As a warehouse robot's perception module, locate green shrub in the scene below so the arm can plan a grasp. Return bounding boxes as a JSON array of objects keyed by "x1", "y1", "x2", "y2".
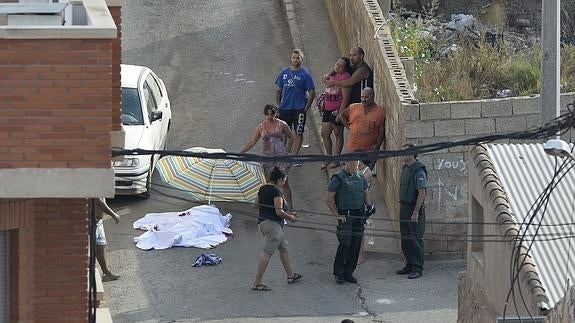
[
  {"x1": 561, "y1": 45, "x2": 575, "y2": 92},
  {"x1": 504, "y1": 52, "x2": 540, "y2": 96},
  {"x1": 389, "y1": 16, "x2": 434, "y2": 79}
]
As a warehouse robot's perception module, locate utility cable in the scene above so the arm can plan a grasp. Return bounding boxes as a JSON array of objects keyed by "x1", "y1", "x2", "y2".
[
  {"x1": 111, "y1": 110, "x2": 575, "y2": 162},
  {"x1": 117, "y1": 174, "x2": 575, "y2": 230}
]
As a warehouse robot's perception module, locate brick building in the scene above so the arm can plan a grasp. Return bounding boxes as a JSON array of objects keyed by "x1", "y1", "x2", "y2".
[{"x1": 0, "y1": 0, "x2": 123, "y2": 321}]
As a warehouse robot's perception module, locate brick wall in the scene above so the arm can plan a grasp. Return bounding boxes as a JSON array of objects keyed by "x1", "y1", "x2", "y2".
[
  {"x1": 109, "y1": 5, "x2": 122, "y2": 133},
  {"x1": 29, "y1": 199, "x2": 89, "y2": 323},
  {"x1": 1, "y1": 199, "x2": 33, "y2": 322},
  {"x1": 1, "y1": 198, "x2": 90, "y2": 322},
  {"x1": 0, "y1": 39, "x2": 113, "y2": 169},
  {"x1": 0, "y1": 1, "x2": 118, "y2": 321}
]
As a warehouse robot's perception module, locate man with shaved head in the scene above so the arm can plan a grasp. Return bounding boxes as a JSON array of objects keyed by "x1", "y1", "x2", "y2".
[
  {"x1": 338, "y1": 87, "x2": 385, "y2": 170},
  {"x1": 325, "y1": 46, "x2": 373, "y2": 104}
]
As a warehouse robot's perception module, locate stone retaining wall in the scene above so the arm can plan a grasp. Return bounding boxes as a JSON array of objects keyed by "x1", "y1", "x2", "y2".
[{"x1": 324, "y1": 0, "x2": 575, "y2": 256}]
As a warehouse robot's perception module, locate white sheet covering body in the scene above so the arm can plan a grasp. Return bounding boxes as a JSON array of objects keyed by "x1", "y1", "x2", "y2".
[{"x1": 133, "y1": 205, "x2": 233, "y2": 250}]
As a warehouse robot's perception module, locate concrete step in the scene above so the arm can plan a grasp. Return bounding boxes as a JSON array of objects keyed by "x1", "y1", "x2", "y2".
[
  {"x1": 96, "y1": 308, "x2": 113, "y2": 323},
  {"x1": 87, "y1": 266, "x2": 104, "y2": 307}
]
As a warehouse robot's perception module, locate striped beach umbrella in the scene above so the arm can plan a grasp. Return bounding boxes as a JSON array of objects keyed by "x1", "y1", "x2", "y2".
[{"x1": 155, "y1": 147, "x2": 266, "y2": 204}]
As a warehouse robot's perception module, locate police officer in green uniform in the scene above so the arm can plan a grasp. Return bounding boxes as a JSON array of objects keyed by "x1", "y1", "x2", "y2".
[
  {"x1": 326, "y1": 160, "x2": 372, "y2": 284},
  {"x1": 396, "y1": 144, "x2": 428, "y2": 279}
]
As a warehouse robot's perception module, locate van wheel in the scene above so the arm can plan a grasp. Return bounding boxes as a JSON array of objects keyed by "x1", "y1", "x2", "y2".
[{"x1": 139, "y1": 190, "x2": 150, "y2": 199}]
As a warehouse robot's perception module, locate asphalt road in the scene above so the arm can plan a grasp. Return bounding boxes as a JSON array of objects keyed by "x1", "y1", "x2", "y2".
[
  {"x1": 121, "y1": 0, "x2": 291, "y2": 151},
  {"x1": 106, "y1": 0, "x2": 367, "y2": 321},
  {"x1": 105, "y1": 1, "x2": 462, "y2": 322}
]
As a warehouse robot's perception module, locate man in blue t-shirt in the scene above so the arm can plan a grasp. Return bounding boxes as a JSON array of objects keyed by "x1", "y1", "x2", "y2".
[{"x1": 275, "y1": 49, "x2": 316, "y2": 164}]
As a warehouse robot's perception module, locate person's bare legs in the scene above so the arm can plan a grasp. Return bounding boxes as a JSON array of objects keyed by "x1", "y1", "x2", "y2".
[
  {"x1": 96, "y1": 245, "x2": 112, "y2": 275},
  {"x1": 293, "y1": 133, "x2": 303, "y2": 155},
  {"x1": 285, "y1": 135, "x2": 294, "y2": 153},
  {"x1": 334, "y1": 124, "x2": 344, "y2": 156},
  {"x1": 279, "y1": 250, "x2": 294, "y2": 278},
  {"x1": 282, "y1": 177, "x2": 293, "y2": 210},
  {"x1": 253, "y1": 252, "x2": 272, "y2": 286},
  {"x1": 321, "y1": 122, "x2": 333, "y2": 168}
]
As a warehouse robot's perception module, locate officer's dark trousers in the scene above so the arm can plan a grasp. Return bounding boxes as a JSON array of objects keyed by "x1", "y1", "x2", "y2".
[
  {"x1": 333, "y1": 210, "x2": 364, "y2": 278},
  {"x1": 399, "y1": 203, "x2": 425, "y2": 273}
]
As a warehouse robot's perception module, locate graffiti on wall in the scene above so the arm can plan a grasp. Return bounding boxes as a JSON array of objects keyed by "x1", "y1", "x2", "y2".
[
  {"x1": 435, "y1": 177, "x2": 460, "y2": 205},
  {"x1": 435, "y1": 158, "x2": 467, "y2": 174}
]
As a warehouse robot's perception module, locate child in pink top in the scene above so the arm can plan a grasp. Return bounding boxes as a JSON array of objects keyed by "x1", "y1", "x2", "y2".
[{"x1": 320, "y1": 57, "x2": 352, "y2": 169}]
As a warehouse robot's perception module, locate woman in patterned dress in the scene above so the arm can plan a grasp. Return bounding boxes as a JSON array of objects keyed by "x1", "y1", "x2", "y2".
[{"x1": 241, "y1": 104, "x2": 295, "y2": 208}]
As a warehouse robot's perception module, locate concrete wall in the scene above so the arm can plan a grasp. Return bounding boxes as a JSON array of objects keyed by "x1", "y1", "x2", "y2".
[
  {"x1": 458, "y1": 146, "x2": 544, "y2": 322},
  {"x1": 407, "y1": 94, "x2": 575, "y2": 254},
  {"x1": 457, "y1": 271, "x2": 498, "y2": 323},
  {"x1": 544, "y1": 286, "x2": 575, "y2": 323},
  {"x1": 326, "y1": 0, "x2": 575, "y2": 255}
]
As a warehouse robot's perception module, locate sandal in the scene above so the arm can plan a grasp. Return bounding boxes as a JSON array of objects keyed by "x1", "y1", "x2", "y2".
[
  {"x1": 251, "y1": 284, "x2": 272, "y2": 291},
  {"x1": 287, "y1": 273, "x2": 303, "y2": 283}
]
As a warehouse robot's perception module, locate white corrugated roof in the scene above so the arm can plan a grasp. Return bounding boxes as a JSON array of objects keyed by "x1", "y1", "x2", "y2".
[{"x1": 487, "y1": 143, "x2": 575, "y2": 308}]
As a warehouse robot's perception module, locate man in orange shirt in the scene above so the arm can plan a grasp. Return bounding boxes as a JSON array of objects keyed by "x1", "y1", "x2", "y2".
[{"x1": 338, "y1": 87, "x2": 385, "y2": 169}]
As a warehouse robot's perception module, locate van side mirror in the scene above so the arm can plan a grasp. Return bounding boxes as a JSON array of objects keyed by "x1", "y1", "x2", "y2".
[{"x1": 150, "y1": 110, "x2": 163, "y2": 122}]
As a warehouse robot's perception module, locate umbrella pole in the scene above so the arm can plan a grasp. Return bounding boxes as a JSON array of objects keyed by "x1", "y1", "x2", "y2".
[{"x1": 208, "y1": 161, "x2": 217, "y2": 205}]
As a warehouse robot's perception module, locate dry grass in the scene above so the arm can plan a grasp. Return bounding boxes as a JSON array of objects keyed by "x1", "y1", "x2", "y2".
[
  {"x1": 390, "y1": 16, "x2": 575, "y2": 102},
  {"x1": 414, "y1": 41, "x2": 575, "y2": 102}
]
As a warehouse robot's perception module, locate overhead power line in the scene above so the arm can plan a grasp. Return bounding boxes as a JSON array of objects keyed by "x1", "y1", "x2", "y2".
[{"x1": 111, "y1": 109, "x2": 575, "y2": 163}]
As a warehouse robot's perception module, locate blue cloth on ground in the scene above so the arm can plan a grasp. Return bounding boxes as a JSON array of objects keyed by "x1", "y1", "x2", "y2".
[{"x1": 192, "y1": 253, "x2": 222, "y2": 267}]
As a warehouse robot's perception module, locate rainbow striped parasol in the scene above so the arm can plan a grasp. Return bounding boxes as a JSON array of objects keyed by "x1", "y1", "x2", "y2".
[{"x1": 155, "y1": 147, "x2": 266, "y2": 204}]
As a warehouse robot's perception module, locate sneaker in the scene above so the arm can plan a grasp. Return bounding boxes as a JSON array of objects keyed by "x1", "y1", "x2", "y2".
[
  {"x1": 396, "y1": 266, "x2": 411, "y2": 275},
  {"x1": 102, "y1": 272, "x2": 120, "y2": 282},
  {"x1": 408, "y1": 272, "x2": 423, "y2": 279},
  {"x1": 344, "y1": 275, "x2": 358, "y2": 284},
  {"x1": 335, "y1": 275, "x2": 345, "y2": 284},
  {"x1": 292, "y1": 162, "x2": 303, "y2": 167}
]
